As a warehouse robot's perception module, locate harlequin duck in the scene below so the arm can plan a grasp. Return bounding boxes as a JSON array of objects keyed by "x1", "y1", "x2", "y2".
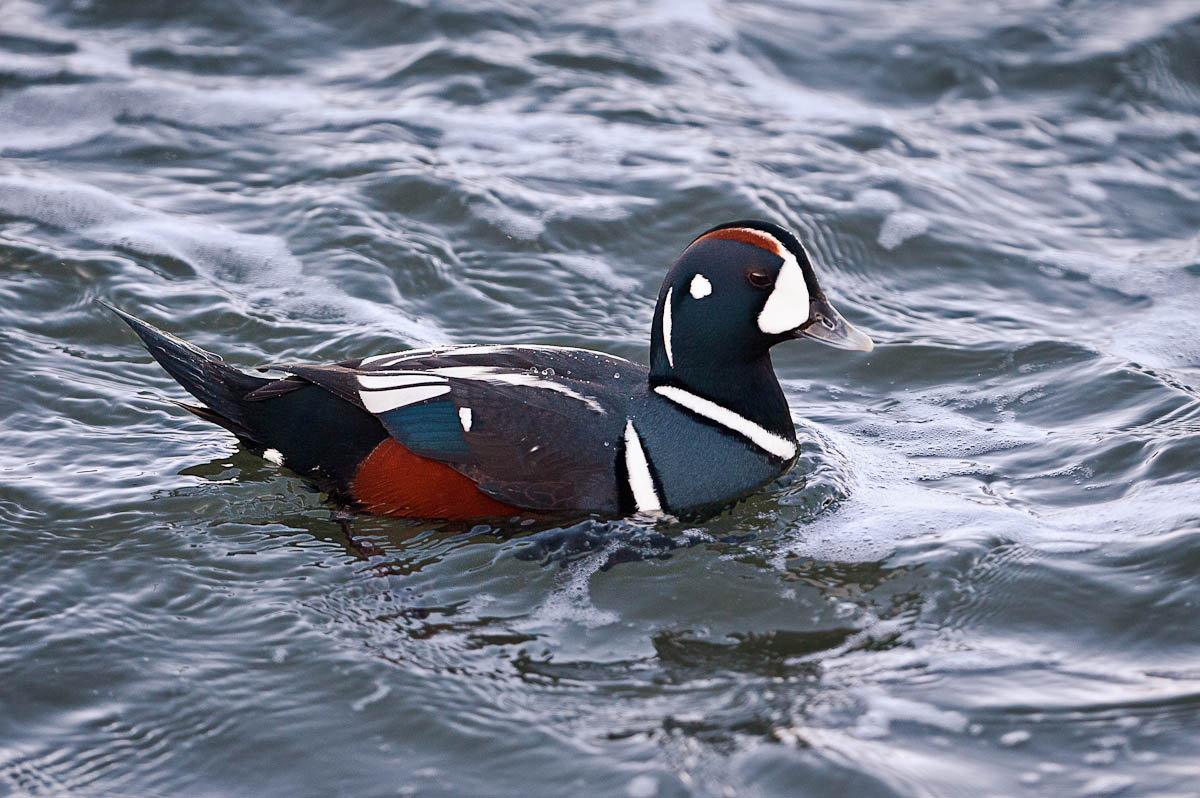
[{"x1": 109, "y1": 220, "x2": 872, "y2": 519}]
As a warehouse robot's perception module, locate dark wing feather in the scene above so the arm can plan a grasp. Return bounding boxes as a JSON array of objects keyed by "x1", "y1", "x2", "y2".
[
  {"x1": 243, "y1": 376, "x2": 309, "y2": 402},
  {"x1": 444, "y1": 377, "x2": 623, "y2": 511},
  {"x1": 276, "y1": 346, "x2": 643, "y2": 512},
  {"x1": 271, "y1": 364, "x2": 368, "y2": 409}
]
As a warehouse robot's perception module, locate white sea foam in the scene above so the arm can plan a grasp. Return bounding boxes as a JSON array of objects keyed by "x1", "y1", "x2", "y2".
[
  {"x1": 778, "y1": 385, "x2": 1200, "y2": 564},
  {"x1": 0, "y1": 175, "x2": 439, "y2": 342}
]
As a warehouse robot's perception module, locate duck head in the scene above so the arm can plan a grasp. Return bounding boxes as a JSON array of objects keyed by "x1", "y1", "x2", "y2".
[
  {"x1": 651, "y1": 219, "x2": 872, "y2": 368},
  {"x1": 649, "y1": 220, "x2": 872, "y2": 424}
]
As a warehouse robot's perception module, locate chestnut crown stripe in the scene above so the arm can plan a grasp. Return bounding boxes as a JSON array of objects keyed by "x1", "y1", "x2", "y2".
[
  {"x1": 693, "y1": 226, "x2": 811, "y2": 336},
  {"x1": 693, "y1": 226, "x2": 786, "y2": 255}
]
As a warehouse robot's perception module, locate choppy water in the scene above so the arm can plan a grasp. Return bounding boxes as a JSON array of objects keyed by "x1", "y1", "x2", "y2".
[{"x1": 2, "y1": 0, "x2": 1199, "y2": 795}]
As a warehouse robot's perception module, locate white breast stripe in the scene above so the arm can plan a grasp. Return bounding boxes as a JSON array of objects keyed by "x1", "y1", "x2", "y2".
[
  {"x1": 458, "y1": 407, "x2": 473, "y2": 432},
  {"x1": 623, "y1": 419, "x2": 662, "y2": 513},
  {"x1": 653, "y1": 385, "x2": 796, "y2": 460},
  {"x1": 757, "y1": 245, "x2": 810, "y2": 335},
  {"x1": 662, "y1": 286, "x2": 675, "y2": 369},
  {"x1": 360, "y1": 383, "x2": 451, "y2": 413}
]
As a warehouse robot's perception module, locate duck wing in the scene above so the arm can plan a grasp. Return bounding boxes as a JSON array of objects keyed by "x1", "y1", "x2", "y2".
[{"x1": 264, "y1": 345, "x2": 645, "y2": 512}]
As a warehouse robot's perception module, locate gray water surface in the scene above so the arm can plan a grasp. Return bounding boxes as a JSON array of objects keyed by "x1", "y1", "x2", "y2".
[{"x1": 2, "y1": 1, "x2": 1200, "y2": 796}]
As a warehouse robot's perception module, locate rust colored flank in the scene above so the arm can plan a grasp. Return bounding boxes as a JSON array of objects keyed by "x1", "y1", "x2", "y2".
[{"x1": 352, "y1": 438, "x2": 522, "y2": 519}]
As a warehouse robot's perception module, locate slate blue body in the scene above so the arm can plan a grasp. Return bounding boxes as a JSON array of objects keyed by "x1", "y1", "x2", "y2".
[
  {"x1": 632, "y1": 391, "x2": 790, "y2": 514},
  {"x1": 110, "y1": 220, "x2": 873, "y2": 519}
]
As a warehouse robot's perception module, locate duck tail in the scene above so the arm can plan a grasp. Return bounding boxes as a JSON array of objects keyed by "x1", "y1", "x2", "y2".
[{"x1": 103, "y1": 302, "x2": 269, "y2": 446}]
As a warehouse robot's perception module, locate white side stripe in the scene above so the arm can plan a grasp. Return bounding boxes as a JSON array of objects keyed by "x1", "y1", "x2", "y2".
[
  {"x1": 653, "y1": 385, "x2": 796, "y2": 460},
  {"x1": 623, "y1": 419, "x2": 662, "y2": 513},
  {"x1": 662, "y1": 286, "x2": 674, "y2": 369},
  {"x1": 360, "y1": 383, "x2": 451, "y2": 413}
]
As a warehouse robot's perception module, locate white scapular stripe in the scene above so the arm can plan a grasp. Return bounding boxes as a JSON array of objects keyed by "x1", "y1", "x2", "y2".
[
  {"x1": 425, "y1": 366, "x2": 605, "y2": 414},
  {"x1": 357, "y1": 372, "x2": 447, "y2": 390},
  {"x1": 653, "y1": 385, "x2": 796, "y2": 460},
  {"x1": 662, "y1": 286, "x2": 675, "y2": 368},
  {"x1": 262, "y1": 448, "x2": 284, "y2": 466},
  {"x1": 360, "y1": 383, "x2": 451, "y2": 413},
  {"x1": 355, "y1": 366, "x2": 605, "y2": 414},
  {"x1": 359, "y1": 343, "x2": 611, "y2": 369},
  {"x1": 458, "y1": 407, "x2": 473, "y2": 432},
  {"x1": 690, "y1": 274, "x2": 712, "y2": 299},
  {"x1": 757, "y1": 245, "x2": 810, "y2": 335},
  {"x1": 623, "y1": 419, "x2": 662, "y2": 513}
]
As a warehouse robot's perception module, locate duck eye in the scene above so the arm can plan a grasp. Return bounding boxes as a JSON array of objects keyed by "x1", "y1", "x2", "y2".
[{"x1": 746, "y1": 270, "x2": 773, "y2": 288}]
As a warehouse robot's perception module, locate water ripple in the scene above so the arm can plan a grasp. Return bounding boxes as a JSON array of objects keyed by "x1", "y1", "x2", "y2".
[{"x1": 3, "y1": 0, "x2": 1200, "y2": 795}]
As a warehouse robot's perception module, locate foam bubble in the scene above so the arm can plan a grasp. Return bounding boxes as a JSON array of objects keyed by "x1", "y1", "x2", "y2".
[
  {"x1": 519, "y1": 545, "x2": 619, "y2": 631},
  {"x1": 853, "y1": 189, "x2": 903, "y2": 214},
  {"x1": 878, "y1": 211, "x2": 930, "y2": 250},
  {"x1": 626, "y1": 774, "x2": 659, "y2": 798}
]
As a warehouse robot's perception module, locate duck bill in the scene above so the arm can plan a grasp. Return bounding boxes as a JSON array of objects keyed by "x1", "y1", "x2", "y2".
[{"x1": 794, "y1": 295, "x2": 874, "y2": 352}]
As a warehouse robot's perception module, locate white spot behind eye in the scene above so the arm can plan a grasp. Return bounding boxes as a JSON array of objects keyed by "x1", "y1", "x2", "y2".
[
  {"x1": 263, "y1": 448, "x2": 285, "y2": 466},
  {"x1": 757, "y1": 249, "x2": 809, "y2": 334},
  {"x1": 690, "y1": 274, "x2": 712, "y2": 299}
]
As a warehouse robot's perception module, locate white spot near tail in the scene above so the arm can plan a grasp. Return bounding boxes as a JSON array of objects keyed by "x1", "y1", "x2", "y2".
[
  {"x1": 263, "y1": 448, "x2": 285, "y2": 466},
  {"x1": 690, "y1": 274, "x2": 712, "y2": 299},
  {"x1": 459, "y1": 407, "x2": 473, "y2": 432},
  {"x1": 662, "y1": 286, "x2": 675, "y2": 368},
  {"x1": 623, "y1": 419, "x2": 662, "y2": 514}
]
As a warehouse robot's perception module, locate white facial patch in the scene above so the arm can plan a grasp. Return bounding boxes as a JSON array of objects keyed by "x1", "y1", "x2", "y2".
[
  {"x1": 662, "y1": 286, "x2": 675, "y2": 368},
  {"x1": 690, "y1": 274, "x2": 712, "y2": 299},
  {"x1": 757, "y1": 247, "x2": 809, "y2": 335},
  {"x1": 263, "y1": 448, "x2": 285, "y2": 466}
]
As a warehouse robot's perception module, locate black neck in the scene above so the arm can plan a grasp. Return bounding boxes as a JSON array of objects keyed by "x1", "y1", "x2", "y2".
[
  {"x1": 650, "y1": 348, "x2": 795, "y2": 441},
  {"x1": 648, "y1": 274, "x2": 796, "y2": 440}
]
